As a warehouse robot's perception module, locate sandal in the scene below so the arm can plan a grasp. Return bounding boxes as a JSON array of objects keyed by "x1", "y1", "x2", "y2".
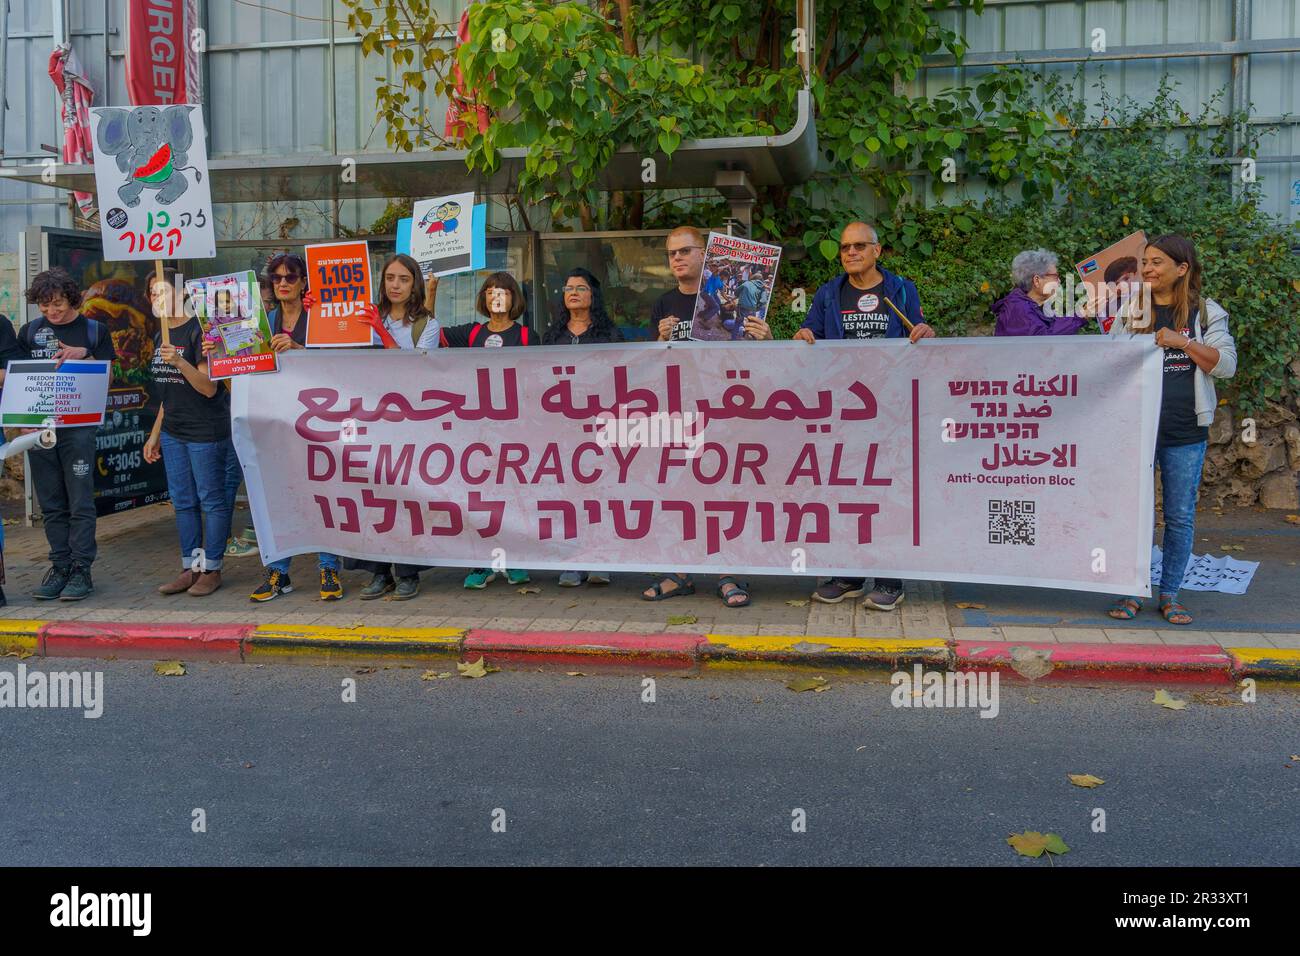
[
  {"x1": 1107, "y1": 598, "x2": 1142, "y2": 620},
  {"x1": 642, "y1": 573, "x2": 695, "y2": 601},
  {"x1": 716, "y1": 576, "x2": 751, "y2": 608},
  {"x1": 1158, "y1": 595, "x2": 1193, "y2": 626}
]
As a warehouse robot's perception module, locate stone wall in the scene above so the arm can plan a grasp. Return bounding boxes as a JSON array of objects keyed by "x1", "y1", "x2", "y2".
[{"x1": 1203, "y1": 401, "x2": 1300, "y2": 510}]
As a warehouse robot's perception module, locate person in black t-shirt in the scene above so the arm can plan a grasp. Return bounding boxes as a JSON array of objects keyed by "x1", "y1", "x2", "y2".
[
  {"x1": 16, "y1": 268, "x2": 118, "y2": 602},
  {"x1": 644, "y1": 227, "x2": 773, "y2": 609},
  {"x1": 1105, "y1": 235, "x2": 1236, "y2": 628},
  {"x1": 438, "y1": 271, "x2": 534, "y2": 589},
  {"x1": 142, "y1": 268, "x2": 231, "y2": 599}
]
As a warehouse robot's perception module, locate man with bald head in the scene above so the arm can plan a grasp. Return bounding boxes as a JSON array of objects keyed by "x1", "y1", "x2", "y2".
[{"x1": 795, "y1": 220, "x2": 933, "y2": 611}]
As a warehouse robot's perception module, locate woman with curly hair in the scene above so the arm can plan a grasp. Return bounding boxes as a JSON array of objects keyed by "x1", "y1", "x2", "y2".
[{"x1": 542, "y1": 267, "x2": 623, "y2": 345}]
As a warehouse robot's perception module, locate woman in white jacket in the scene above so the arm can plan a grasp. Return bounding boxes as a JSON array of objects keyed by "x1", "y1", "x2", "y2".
[{"x1": 1106, "y1": 234, "x2": 1237, "y2": 625}]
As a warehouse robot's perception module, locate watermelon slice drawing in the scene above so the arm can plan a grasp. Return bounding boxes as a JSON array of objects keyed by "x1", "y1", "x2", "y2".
[{"x1": 132, "y1": 143, "x2": 174, "y2": 185}]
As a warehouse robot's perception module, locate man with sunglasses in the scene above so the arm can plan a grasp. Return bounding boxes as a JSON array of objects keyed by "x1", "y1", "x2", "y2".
[{"x1": 795, "y1": 221, "x2": 933, "y2": 612}]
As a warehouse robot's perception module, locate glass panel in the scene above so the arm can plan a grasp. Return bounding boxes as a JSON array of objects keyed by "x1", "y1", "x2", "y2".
[{"x1": 540, "y1": 232, "x2": 675, "y2": 342}]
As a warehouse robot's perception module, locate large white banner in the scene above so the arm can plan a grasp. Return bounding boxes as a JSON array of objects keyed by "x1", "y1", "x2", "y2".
[{"x1": 231, "y1": 339, "x2": 1162, "y2": 595}]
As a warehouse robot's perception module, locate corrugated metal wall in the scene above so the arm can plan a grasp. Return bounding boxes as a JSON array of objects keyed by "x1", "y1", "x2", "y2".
[{"x1": 1, "y1": 0, "x2": 1297, "y2": 274}]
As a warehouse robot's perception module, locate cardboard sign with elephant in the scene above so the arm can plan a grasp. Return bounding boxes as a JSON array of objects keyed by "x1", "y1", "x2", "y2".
[{"x1": 89, "y1": 104, "x2": 216, "y2": 262}]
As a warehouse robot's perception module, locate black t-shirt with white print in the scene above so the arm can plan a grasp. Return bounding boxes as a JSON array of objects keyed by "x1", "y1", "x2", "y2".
[
  {"x1": 1154, "y1": 303, "x2": 1209, "y2": 448},
  {"x1": 441, "y1": 321, "x2": 534, "y2": 348},
  {"x1": 151, "y1": 317, "x2": 230, "y2": 444},
  {"x1": 16, "y1": 314, "x2": 117, "y2": 362},
  {"x1": 838, "y1": 280, "x2": 891, "y2": 339},
  {"x1": 652, "y1": 288, "x2": 695, "y2": 341}
]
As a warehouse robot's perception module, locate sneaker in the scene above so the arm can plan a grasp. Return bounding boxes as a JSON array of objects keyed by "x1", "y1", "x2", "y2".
[
  {"x1": 225, "y1": 537, "x2": 259, "y2": 558},
  {"x1": 240, "y1": 528, "x2": 257, "y2": 543},
  {"x1": 506, "y1": 569, "x2": 531, "y2": 585},
  {"x1": 158, "y1": 569, "x2": 199, "y2": 595},
  {"x1": 187, "y1": 571, "x2": 222, "y2": 597},
  {"x1": 359, "y1": 572, "x2": 396, "y2": 601},
  {"x1": 463, "y1": 569, "x2": 498, "y2": 589},
  {"x1": 587, "y1": 572, "x2": 611, "y2": 586},
  {"x1": 60, "y1": 564, "x2": 94, "y2": 601},
  {"x1": 558, "y1": 570, "x2": 586, "y2": 587},
  {"x1": 863, "y1": 582, "x2": 905, "y2": 611},
  {"x1": 320, "y1": 567, "x2": 343, "y2": 601},
  {"x1": 250, "y1": 569, "x2": 292, "y2": 603},
  {"x1": 392, "y1": 576, "x2": 419, "y2": 601},
  {"x1": 32, "y1": 565, "x2": 71, "y2": 601},
  {"x1": 811, "y1": 578, "x2": 865, "y2": 604}
]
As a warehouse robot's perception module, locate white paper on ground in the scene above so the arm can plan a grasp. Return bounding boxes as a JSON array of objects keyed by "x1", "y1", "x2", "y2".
[{"x1": 1151, "y1": 546, "x2": 1259, "y2": 594}]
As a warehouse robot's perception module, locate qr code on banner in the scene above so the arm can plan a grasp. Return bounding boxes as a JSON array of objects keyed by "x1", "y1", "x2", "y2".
[{"x1": 988, "y1": 499, "x2": 1036, "y2": 545}]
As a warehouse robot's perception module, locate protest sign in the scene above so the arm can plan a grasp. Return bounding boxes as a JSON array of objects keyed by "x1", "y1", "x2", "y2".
[
  {"x1": 89, "y1": 105, "x2": 216, "y2": 261},
  {"x1": 690, "y1": 233, "x2": 782, "y2": 341},
  {"x1": 185, "y1": 270, "x2": 278, "y2": 379},
  {"x1": 231, "y1": 338, "x2": 1162, "y2": 595},
  {"x1": 399, "y1": 204, "x2": 486, "y2": 276},
  {"x1": 1075, "y1": 230, "x2": 1146, "y2": 330},
  {"x1": 0, "y1": 360, "x2": 111, "y2": 427},
  {"x1": 305, "y1": 241, "x2": 374, "y2": 348},
  {"x1": 410, "y1": 192, "x2": 478, "y2": 276}
]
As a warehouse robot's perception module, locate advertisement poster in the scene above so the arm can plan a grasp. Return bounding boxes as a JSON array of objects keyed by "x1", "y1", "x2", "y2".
[
  {"x1": 232, "y1": 338, "x2": 1161, "y2": 596},
  {"x1": 409, "y1": 192, "x2": 477, "y2": 276},
  {"x1": 185, "y1": 270, "x2": 279, "y2": 379},
  {"x1": 89, "y1": 104, "x2": 216, "y2": 261},
  {"x1": 690, "y1": 233, "x2": 782, "y2": 341},
  {"x1": 304, "y1": 241, "x2": 373, "y2": 348},
  {"x1": 1075, "y1": 230, "x2": 1146, "y2": 331},
  {"x1": 0, "y1": 359, "x2": 111, "y2": 427}
]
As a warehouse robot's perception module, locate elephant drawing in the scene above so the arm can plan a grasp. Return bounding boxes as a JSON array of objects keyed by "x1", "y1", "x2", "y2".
[{"x1": 95, "y1": 105, "x2": 198, "y2": 208}]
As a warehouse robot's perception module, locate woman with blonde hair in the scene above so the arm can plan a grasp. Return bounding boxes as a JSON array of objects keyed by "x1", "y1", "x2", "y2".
[{"x1": 1106, "y1": 234, "x2": 1236, "y2": 626}]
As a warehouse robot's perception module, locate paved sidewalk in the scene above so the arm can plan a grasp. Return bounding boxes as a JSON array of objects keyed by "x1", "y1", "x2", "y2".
[{"x1": 2, "y1": 502, "x2": 1297, "y2": 649}]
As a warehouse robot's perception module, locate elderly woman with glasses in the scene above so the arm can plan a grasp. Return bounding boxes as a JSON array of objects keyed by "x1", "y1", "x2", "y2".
[{"x1": 992, "y1": 249, "x2": 1093, "y2": 336}]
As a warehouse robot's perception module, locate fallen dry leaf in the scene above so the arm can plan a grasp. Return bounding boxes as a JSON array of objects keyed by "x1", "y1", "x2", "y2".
[
  {"x1": 3, "y1": 649, "x2": 33, "y2": 660},
  {"x1": 955, "y1": 602, "x2": 986, "y2": 609},
  {"x1": 1152, "y1": 688, "x2": 1187, "y2": 710},
  {"x1": 1190, "y1": 691, "x2": 1243, "y2": 707},
  {"x1": 154, "y1": 661, "x2": 185, "y2": 676},
  {"x1": 517, "y1": 586, "x2": 541, "y2": 595},
  {"x1": 565, "y1": 601, "x2": 579, "y2": 609},
  {"x1": 1284, "y1": 515, "x2": 1300, "y2": 526},
  {"x1": 420, "y1": 669, "x2": 453, "y2": 681},
  {"x1": 457, "y1": 657, "x2": 490, "y2": 679},
  {"x1": 1068, "y1": 773, "x2": 1105, "y2": 788},
  {"x1": 667, "y1": 614, "x2": 698, "y2": 626},
  {"x1": 565, "y1": 671, "x2": 586, "y2": 677},
  {"x1": 1218, "y1": 544, "x2": 1245, "y2": 552},
  {"x1": 354, "y1": 667, "x2": 376, "y2": 675},
  {"x1": 787, "y1": 676, "x2": 828, "y2": 692},
  {"x1": 785, "y1": 599, "x2": 810, "y2": 608},
  {"x1": 1007, "y1": 831, "x2": 1070, "y2": 858}
]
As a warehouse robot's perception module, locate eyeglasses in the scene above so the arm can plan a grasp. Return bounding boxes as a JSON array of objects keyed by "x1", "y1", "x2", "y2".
[
  {"x1": 667, "y1": 247, "x2": 702, "y2": 259},
  {"x1": 840, "y1": 241, "x2": 878, "y2": 253},
  {"x1": 272, "y1": 272, "x2": 303, "y2": 284},
  {"x1": 1039, "y1": 272, "x2": 1060, "y2": 280},
  {"x1": 562, "y1": 285, "x2": 591, "y2": 294}
]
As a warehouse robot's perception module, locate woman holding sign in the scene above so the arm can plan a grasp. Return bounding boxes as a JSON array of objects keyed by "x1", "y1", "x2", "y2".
[
  {"x1": 249, "y1": 252, "x2": 345, "y2": 602},
  {"x1": 324, "y1": 253, "x2": 440, "y2": 601},
  {"x1": 439, "y1": 271, "x2": 535, "y2": 589},
  {"x1": 1106, "y1": 235, "x2": 1236, "y2": 626},
  {"x1": 142, "y1": 269, "x2": 231, "y2": 597}
]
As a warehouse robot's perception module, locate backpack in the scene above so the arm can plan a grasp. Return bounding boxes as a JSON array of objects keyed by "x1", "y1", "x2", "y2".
[{"x1": 23, "y1": 315, "x2": 104, "y2": 354}]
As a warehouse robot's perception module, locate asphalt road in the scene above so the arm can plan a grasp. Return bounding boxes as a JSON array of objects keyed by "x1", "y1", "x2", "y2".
[{"x1": 1, "y1": 659, "x2": 1297, "y2": 866}]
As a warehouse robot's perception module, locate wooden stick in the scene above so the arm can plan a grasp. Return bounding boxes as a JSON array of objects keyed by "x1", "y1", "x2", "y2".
[
  {"x1": 882, "y1": 295, "x2": 914, "y2": 332},
  {"x1": 155, "y1": 259, "x2": 170, "y2": 347}
]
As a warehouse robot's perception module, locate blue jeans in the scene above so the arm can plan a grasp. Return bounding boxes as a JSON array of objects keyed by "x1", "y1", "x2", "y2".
[
  {"x1": 161, "y1": 432, "x2": 232, "y2": 571},
  {"x1": 223, "y1": 438, "x2": 243, "y2": 519},
  {"x1": 269, "y1": 553, "x2": 339, "y2": 574},
  {"x1": 1155, "y1": 441, "x2": 1207, "y2": 599}
]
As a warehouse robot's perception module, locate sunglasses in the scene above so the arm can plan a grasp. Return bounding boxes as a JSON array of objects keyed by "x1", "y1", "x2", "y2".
[
  {"x1": 272, "y1": 273, "x2": 303, "y2": 284},
  {"x1": 562, "y1": 285, "x2": 591, "y2": 294},
  {"x1": 840, "y1": 241, "x2": 878, "y2": 253},
  {"x1": 667, "y1": 246, "x2": 702, "y2": 259}
]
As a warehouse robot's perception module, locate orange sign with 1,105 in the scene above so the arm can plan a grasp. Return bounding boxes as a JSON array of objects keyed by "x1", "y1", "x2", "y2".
[{"x1": 305, "y1": 240, "x2": 374, "y2": 347}]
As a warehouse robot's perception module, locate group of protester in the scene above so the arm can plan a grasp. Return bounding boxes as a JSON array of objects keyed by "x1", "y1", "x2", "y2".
[{"x1": 8, "y1": 221, "x2": 1235, "y2": 627}]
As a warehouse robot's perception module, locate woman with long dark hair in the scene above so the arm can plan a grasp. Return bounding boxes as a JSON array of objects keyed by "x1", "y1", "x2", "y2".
[
  {"x1": 1106, "y1": 234, "x2": 1236, "y2": 626},
  {"x1": 542, "y1": 267, "x2": 623, "y2": 345},
  {"x1": 359, "y1": 253, "x2": 441, "y2": 351}
]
